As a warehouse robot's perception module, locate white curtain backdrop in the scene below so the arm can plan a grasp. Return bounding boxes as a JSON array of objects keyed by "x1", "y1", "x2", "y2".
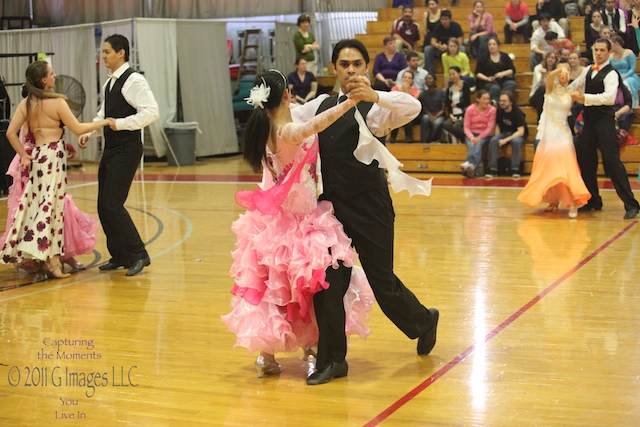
[
  {"x1": 1, "y1": 18, "x2": 246, "y2": 160},
  {"x1": 175, "y1": 20, "x2": 237, "y2": 156},
  {"x1": 135, "y1": 18, "x2": 178, "y2": 158}
]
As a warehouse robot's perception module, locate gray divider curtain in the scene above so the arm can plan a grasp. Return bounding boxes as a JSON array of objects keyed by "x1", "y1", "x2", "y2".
[
  {"x1": 174, "y1": 20, "x2": 237, "y2": 156},
  {"x1": 0, "y1": 24, "x2": 99, "y2": 161},
  {"x1": 274, "y1": 22, "x2": 298, "y2": 79}
]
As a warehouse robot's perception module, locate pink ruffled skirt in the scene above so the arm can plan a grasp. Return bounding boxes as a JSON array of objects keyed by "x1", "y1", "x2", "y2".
[{"x1": 221, "y1": 201, "x2": 373, "y2": 355}]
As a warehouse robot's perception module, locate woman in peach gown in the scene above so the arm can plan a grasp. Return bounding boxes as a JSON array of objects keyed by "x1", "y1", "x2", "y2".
[{"x1": 517, "y1": 60, "x2": 591, "y2": 218}]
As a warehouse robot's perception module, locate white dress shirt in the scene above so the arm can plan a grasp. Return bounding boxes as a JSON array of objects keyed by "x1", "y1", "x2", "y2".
[
  {"x1": 530, "y1": 22, "x2": 565, "y2": 53},
  {"x1": 604, "y1": 8, "x2": 627, "y2": 34},
  {"x1": 92, "y1": 62, "x2": 159, "y2": 135},
  {"x1": 291, "y1": 90, "x2": 421, "y2": 137},
  {"x1": 569, "y1": 60, "x2": 618, "y2": 106}
]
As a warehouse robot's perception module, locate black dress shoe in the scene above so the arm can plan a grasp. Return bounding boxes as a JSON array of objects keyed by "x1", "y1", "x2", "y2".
[
  {"x1": 99, "y1": 261, "x2": 126, "y2": 271},
  {"x1": 126, "y1": 257, "x2": 150, "y2": 276},
  {"x1": 417, "y1": 308, "x2": 439, "y2": 355},
  {"x1": 624, "y1": 208, "x2": 639, "y2": 219},
  {"x1": 578, "y1": 204, "x2": 602, "y2": 212},
  {"x1": 306, "y1": 360, "x2": 348, "y2": 385}
]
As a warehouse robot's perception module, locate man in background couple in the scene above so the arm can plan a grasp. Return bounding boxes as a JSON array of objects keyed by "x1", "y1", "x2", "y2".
[
  {"x1": 79, "y1": 34, "x2": 160, "y2": 275},
  {"x1": 569, "y1": 38, "x2": 639, "y2": 219}
]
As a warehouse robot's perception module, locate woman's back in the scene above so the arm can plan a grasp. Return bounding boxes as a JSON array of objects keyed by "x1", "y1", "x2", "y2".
[{"x1": 23, "y1": 97, "x2": 64, "y2": 145}]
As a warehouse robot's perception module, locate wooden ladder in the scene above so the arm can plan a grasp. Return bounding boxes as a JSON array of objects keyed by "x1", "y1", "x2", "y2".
[{"x1": 235, "y1": 29, "x2": 262, "y2": 91}]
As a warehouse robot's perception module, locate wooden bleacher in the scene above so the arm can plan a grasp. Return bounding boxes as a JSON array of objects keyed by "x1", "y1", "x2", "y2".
[{"x1": 331, "y1": 0, "x2": 640, "y2": 175}]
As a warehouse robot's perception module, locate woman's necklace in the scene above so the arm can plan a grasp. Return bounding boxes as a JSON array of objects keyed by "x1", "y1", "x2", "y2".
[{"x1": 555, "y1": 82, "x2": 570, "y2": 94}]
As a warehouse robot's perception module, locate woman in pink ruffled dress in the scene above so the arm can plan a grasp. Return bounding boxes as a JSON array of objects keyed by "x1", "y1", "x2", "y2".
[{"x1": 221, "y1": 70, "x2": 374, "y2": 378}]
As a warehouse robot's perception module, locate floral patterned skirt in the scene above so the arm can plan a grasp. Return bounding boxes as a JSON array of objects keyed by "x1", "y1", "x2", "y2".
[{"x1": 1, "y1": 140, "x2": 67, "y2": 263}]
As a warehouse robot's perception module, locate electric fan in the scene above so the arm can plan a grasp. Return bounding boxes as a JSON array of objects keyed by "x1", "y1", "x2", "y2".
[{"x1": 54, "y1": 75, "x2": 86, "y2": 117}]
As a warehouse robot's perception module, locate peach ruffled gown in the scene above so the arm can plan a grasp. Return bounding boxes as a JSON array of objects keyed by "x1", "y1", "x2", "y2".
[{"x1": 518, "y1": 87, "x2": 591, "y2": 208}]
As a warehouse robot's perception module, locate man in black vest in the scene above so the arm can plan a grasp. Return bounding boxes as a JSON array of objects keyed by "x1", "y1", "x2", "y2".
[
  {"x1": 570, "y1": 38, "x2": 639, "y2": 219},
  {"x1": 292, "y1": 39, "x2": 439, "y2": 385},
  {"x1": 79, "y1": 34, "x2": 159, "y2": 275}
]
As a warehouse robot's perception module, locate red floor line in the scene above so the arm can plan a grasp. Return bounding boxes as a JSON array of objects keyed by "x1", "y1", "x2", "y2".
[
  {"x1": 66, "y1": 172, "x2": 640, "y2": 190},
  {"x1": 363, "y1": 220, "x2": 638, "y2": 427}
]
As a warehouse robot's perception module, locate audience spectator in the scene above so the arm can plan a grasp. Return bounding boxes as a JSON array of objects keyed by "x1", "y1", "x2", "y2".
[
  {"x1": 419, "y1": 73, "x2": 447, "y2": 142},
  {"x1": 475, "y1": 37, "x2": 517, "y2": 102},
  {"x1": 602, "y1": 0, "x2": 627, "y2": 36},
  {"x1": 618, "y1": 0, "x2": 632, "y2": 14},
  {"x1": 544, "y1": 31, "x2": 574, "y2": 51},
  {"x1": 423, "y1": 9, "x2": 465, "y2": 76},
  {"x1": 485, "y1": 91, "x2": 528, "y2": 178},
  {"x1": 467, "y1": 1, "x2": 497, "y2": 58},
  {"x1": 628, "y1": 1, "x2": 640, "y2": 55},
  {"x1": 505, "y1": 0, "x2": 532, "y2": 44},
  {"x1": 530, "y1": 13, "x2": 565, "y2": 69},
  {"x1": 441, "y1": 37, "x2": 474, "y2": 87},
  {"x1": 609, "y1": 34, "x2": 640, "y2": 107},
  {"x1": 530, "y1": 50, "x2": 558, "y2": 117},
  {"x1": 459, "y1": 89, "x2": 496, "y2": 178},
  {"x1": 293, "y1": 13, "x2": 320, "y2": 75},
  {"x1": 532, "y1": 0, "x2": 570, "y2": 37},
  {"x1": 393, "y1": 0, "x2": 414, "y2": 7},
  {"x1": 422, "y1": 0, "x2": 444, "y2": 50},
  {"x1": 584, "y1": 9, "x2": 605, "y2": 64},
  {"x1": 582, "y1": 0, "x2": 605, "y2": 16},
  {"x1": 396, "y1": 51, "x2": 428, "y2": 91},
  {"x1": 390, "y1": 70, "x2": 421, "y2": 142},
  {"x1": 614, "y1": 80, "x2": 636, "y2": 132},
  {"x1": 600, "y1": 26, "x2": 613, "y2": 39},
  {"x1": 392, "y1": 5, "x2": 422, "y2": 60},
  {"x1": 373, "y1": 35, "x2": 408, "y2": 91},
  {"x1": 441, "y1": 66, "x2": 472, "y2": 143},
  {"x1": 568, "y1": 51, "x2": 585, "y2": 81},
  {"x1": 564, "y1": 0, "x2": 581, "y2": 17},
  {"x1": 558, "y1": 46, "x2": 572, "y2": 59},
  {"x1": 288, "y1": 58, "x2": 317, "y2": 104}
]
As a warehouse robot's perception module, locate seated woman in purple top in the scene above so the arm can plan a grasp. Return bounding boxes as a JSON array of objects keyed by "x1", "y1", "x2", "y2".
[
  {"x1": 373, "y1": 35, "x2": 408, "y2": 91},
  {"x1": 288, "y1": 58, "x2": 318, "y2": 104}
]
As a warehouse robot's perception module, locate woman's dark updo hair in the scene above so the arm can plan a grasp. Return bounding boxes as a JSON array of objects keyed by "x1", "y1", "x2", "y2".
[{"x1": 243, "y1": 70, "x2": 288, "y2": 172}]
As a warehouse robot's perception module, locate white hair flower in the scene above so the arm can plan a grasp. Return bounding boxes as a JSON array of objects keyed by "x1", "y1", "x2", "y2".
[{"x1": 245, "y1": 83, "x2": 271, "y2": 109}]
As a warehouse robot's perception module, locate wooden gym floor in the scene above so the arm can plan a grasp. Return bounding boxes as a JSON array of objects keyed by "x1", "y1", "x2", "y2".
[{"x1": 0, "y1": 156, "x2": 639, "y2": 426}]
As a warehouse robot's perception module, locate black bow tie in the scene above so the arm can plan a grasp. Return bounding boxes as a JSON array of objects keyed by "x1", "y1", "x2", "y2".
[{"x1": 338, "y1": 95, "x2": 347, "y2": 103}]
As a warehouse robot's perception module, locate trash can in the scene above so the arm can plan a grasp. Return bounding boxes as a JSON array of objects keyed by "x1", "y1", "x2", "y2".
[{"x1": 165, "y1": 122, "x2": 199, "y2": 166}]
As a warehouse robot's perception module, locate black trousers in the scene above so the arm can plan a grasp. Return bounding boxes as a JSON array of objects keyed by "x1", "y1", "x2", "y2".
[
  {"x1": 576, "y1": 113, "x2": 639, "y2": 211},
  {"x1": 503, "y1": 23, "x2": 530, "y2": 44},
  {"x1": 314, "y1": 188, "x2": 433, "y2": 369},
  {"x1": 97, "y1": 140, "x2": 148, "y2": 264}
]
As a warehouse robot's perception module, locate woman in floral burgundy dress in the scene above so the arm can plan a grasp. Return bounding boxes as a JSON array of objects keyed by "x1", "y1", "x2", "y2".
[{"x1": 1, "y1": 61, "x2": 109, "y2": 278}]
